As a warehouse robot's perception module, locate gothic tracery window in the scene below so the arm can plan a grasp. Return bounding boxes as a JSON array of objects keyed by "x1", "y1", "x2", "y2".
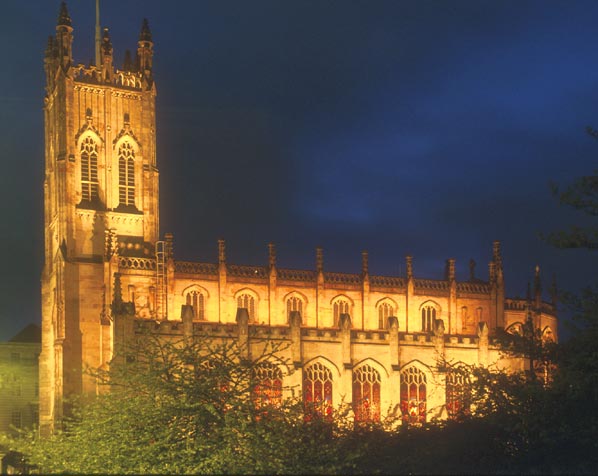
[
  {"x1": 80, "y1": 137, "x2": 99, "y2": 203},
  {"x1": 303, "y1": 362, "x2": 333, "y2": 418},
  {"x1": 118, "y1": 142, "x2": 135, "y2": 207},
  {"x1": 400, "y1": 366, "x2": 427, "y2": 424},
  {"x1": 446, "y1": 365, "x2": 471, "y2": 419},
  {"x1": 421, "y1": 306, "x2": 436, "y2": 332},
  {"x1": 237, "y1": 293, "x2": 256, "y2": 322},
  {"x1": 252, "y1": 362, "x2": 283, "y2": 408},
  {"x1": 185, "y1": 290, "x2": 205, "y2": 320},
  {"x1": 333, "y1": 299, "x2": 350, "y2": 326},
  {"x1": 286, "y1": 296, "x2": 303, "y2": 323},
  {"x1": 353, "y1": 364, "x2": 381, "y2": 422},
  {"x1": 378, "y1": 301, "x2": 394, "y2": 329}
]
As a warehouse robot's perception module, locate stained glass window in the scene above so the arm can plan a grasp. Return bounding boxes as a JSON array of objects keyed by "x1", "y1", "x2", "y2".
[
  {"x1": 400, "y1": 366, "x2": 426, "y2": 424},
  {"x1": 252, "y1": 362, "x2": 283, "y2": 408},
  {"x1": 303, "y1": 362, "x2": 333, "y2": 418},
  {"x1": 353, "y1": 364, "x2": 381, "y2": 422},
  {"x1": 446, "y1": 365, "x2": 470, "y2": 419}
]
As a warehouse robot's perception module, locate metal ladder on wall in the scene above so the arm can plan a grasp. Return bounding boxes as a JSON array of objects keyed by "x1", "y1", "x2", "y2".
[{"x1": 155, "y1": 241, "x2": 167, "y2": 319}]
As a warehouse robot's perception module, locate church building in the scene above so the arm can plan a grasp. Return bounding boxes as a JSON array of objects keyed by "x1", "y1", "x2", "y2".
[{"x1": 40, "y1": 2, "x2": 558, "y2": 433}]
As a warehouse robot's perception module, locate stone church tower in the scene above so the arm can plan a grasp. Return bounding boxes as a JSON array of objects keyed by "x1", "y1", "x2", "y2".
[{"x1": 40, "y1": 2, "x2": 159, "y2": 433}]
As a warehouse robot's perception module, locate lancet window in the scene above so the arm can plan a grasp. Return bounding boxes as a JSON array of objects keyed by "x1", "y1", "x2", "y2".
[
  {"x1": 353, "y1": 364, "x2": 381, "y2": 422},
  {"x1": 286, "y1": 296, "x2": 303, "y2": 322},
  {"x1": 421, "y1": 306, "x2": 436, "y2": 332},
  {"x1": 80, "y1": 137, "x2": 99, "y2": 203},
  {"x1": 378, "y1": 301, "x2": 394, "y2": 329},
  {"x1": 400, "y1": 366, "x2": 427, "y2": 424},
  {"x1": 237, "y1": 293, "x2": 256, "y2": 322},
  {"x1": 446, "y1": 365, "x2": 471, "y2": 419},
  {"x1": 252, "y1": 362, "x2": 283, "y2": 408},
  {"x1": 118, "y1": 142, "x2": 135, "y2": 207},
  {"x1": 333, "y1": 299, "x2": 350, "y2": 326},
  {"x1": 303, "y1": 362, "x2": 333, "y2": 418},
  {"x1": 185, "y1": 290, "x2": 205, "y2": 320}
]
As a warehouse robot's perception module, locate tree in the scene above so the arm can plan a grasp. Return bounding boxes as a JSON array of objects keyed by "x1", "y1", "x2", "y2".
[{"x1": 1, "y1": 332, "x2": 357, "y2": 475}]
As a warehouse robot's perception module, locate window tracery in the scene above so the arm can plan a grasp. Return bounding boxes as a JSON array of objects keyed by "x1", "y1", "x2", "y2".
[
  {"x1": 446, "y1": 365, "x2": 471, "y2": 419},
  {"x1": 118, "y1": 142, "x2": 135, "y2": 207},
  {"x1": 80, "y1": 137, "x2": 99, "y2": 203},
  {"x1": 421, "y1": 306, "x2": 436, "y2": 332},
  {"x1": 237, "y1": 293, "x2": 256, "y2": 322},
  {"x1": 378, "y1": 301, "x2": 394, "y2": 329},
  {"x1": 303, "y1": 362, "x2": 333, "y2": 418},
  {"x1": 286, "y1": 296, "x2": 303, "y2": 323},
  {"x1": 332, "y1": 298, "x2": 350, "y2": 326},
  {"x1": 185, "y1": 290, "x2": 205, "y2": 320},
  {"x1": 400, "y1": 366, "x2": 426, "y2": 424},
  {"x1": 353, "y1": 364, "x2": 381, "y2": 422},
  {"x1": 252, "y1": 362, "x2": 283, "y2": 408}
]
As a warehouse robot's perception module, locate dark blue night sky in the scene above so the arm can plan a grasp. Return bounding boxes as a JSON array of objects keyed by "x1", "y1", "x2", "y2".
[{"x1": 1, "y1": 0, "x2": 597, "y2": 340}]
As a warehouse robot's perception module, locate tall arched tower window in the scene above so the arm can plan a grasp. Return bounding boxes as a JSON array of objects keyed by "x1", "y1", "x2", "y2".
[
  {"x1": 377, "y1": 301, "x2": 394, "y2": 329},
  {"x1": 80, "y1": 137, "x2": 99, "y2": 203},
  {"x1": 353, "y1": 364, "x2": 381, "y2": 422},
  {"x1": 421, "y1": 306, "x2": 436, "y2": 332},
  {"x1": 303, "y1": 362, "x2": 333, "y2": 418},
  {"x1": 118, "y1": 142, "x2": 135, "y2": 207},
  {"x1": 286, "y1": 296, "x2": 304, "y2": 323},
  {"x1": 400, "y1": 366, "x2": 427, "y2": 424},
  {"x1": 185, "y1": 290, "x2": 205, "y2": 320},
  {"x1": 237, "y1": 293, "x2": 256, "y2": 322}
]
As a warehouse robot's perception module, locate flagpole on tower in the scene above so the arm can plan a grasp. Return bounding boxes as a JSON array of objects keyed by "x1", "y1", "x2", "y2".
[{"x1": 95, "y1": 0, "x2": 101, "y2": 67}]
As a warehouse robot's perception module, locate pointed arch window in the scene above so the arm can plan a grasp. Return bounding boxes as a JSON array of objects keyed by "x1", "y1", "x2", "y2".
[
  {"x1": 237, "y1": 293, "x2": 256, "y2": 322},
  {"x1": 378, "y1": 301, "x2": 394, "y2": 329},
  {"x1": 80, "y1": 137, "x2": 99, "y2": 203},
  {"x1": 400, "y1": 366, "x2": 427, "y2": 424},
  {"x1": 421, "y1": 306, "x2": 436, "y2": 332},
  {"x1": 185, "y1": 290, "x2": 205, "y2": 320},
  {"x1": 252, "y1": 362, "x2": 283, "y2": 408},
  {"x1": 286, "y1": 296, "x2": 304, "y2": 323},
  {"x1": 303, "y1": 362, "x2": 333, "y2": 418},
  {"x1": 333, "y1": 299, "x2": 350, "y2": 326},
  {"x1": 118, "y1": 142, "x2": 136, "y2": 207},
  {"x1": 353, "y1": 364, "x2": 381, "y2": 422},
  {"x1": 446, "y1": 366, "x2": 471, "y2": 420}
]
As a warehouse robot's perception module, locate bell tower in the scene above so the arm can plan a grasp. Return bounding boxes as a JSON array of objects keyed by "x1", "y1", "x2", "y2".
[{"x1": 40, "y1": 1, "x2": 159, "y2": 433}]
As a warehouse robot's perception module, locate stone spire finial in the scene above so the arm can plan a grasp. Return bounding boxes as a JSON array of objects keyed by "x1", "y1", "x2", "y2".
[
  {"x1": 445, "y1": 258, "x2": 455, "y2": 281},
  {"x1": 218, "y1": 239, "x2": 226, "y2": 265},
  {"x1": 57, "y1": 2, "x2": 72, "y2": 27},
  {"x1": 469, "y1": 259, "x2": 476, "y2": 281},
  {"x1": 268, "y1": 242, "x2": 276, "y2": 268},
  {"x1": 361, "y1": 250, "x2": 369, "y2": 276},
  {"x1": 101, "y1": 27, "x2": 112, "y2": 56},
  {"x1": 123, "y1": 49, "x2": 133, "y2": 71},
  {"x1": 549, "y1": 274, "x2": 558, "y2": 307},
  {"x1": 493, "y1": 240, "x2": 502, "y2": 264},
  {"x1": 534, "y1": 265, "x2": 542, "y2": 295},
  {"x1": 316, "y1": 247, "x2": 323, "y2": 273},
  {"x1": 139, "y1": 18, "x2": 152, "y2": 42},
  {"x1": 488, "y1": 261, "x2": 496, "y2": 282},
  {"x1": 406, "y1": 255, "x2": 413, "y2": 279}
]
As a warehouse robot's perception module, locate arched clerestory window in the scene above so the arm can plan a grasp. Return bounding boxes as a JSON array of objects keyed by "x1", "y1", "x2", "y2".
[
  {"x1": 80, "y1": 137, "x2": 99, "y2": 204},
  {"x1": 303, "y1": 362, "x2": 333, "y2": 418},
  {"x1": 377, "y1": 301, "x2": 395, "y2": 329},
  {"x1": 286, "y1": 296, "x2": 304, "y2": 323},
  {"x1": 332, "y1": 298, "x2": 351, "y2": 327},
  {"x1": 118, "y1": 142, "x2": 136, "y2": 208},
  {"x1": 185, "y1": 289, "x2": 205, "y2": 320},
  {"x1": 421, "y1": 306, "x2": 436, "y2": 332},
  {"x1": 353, "y1": 364, "x2": 381, "y2": 422},
  {"x1": 400, "y1": 366, "x2": 427, "y2": 424},
  {"x1": 237, "y1": 293, "x2": 256, "y2": 322}
]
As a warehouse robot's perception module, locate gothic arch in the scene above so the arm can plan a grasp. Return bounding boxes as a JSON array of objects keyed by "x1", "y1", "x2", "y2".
[
  {"x1": 541, "y1": 325, "x2": 555, "y2": 342},
  {"x1": 375, "y1": 297, "x2": 398, "y2": 310},
  {"x1": 302, "y1": 356, "x2": 341, "y2": 379},
  {"x1": 418, "y1": 300, "x2": 441, "y2": 312},
  {"x1": 234, "y1": 287, "x2": 260, "y2": 322},
  {"x1": 505, "y1": 321, "x2": 524, "y2": 335},
  {"x1": 330, "y1": 294, "x2": 354, "y2": 307},
  {"x1": 282, "y1": 290, "x2": 308, "y2": 304},
  {"x1": 399, "y1": 359, "x2": 432, "y2": 375},
  {"x1": 419, "y1": 300, "x2": 441, "y2": 332},
  {"x1": 353, "y1": 357, "x2": 389, "y2": 378},
  {"x1": 234, "y1": 287, "x2": 260, "y2": 302},
  {"x1": 181, "y1": 284, "x2": 210, "y2": 299},
  {"x1": 75, "y1": 129, "x2": 103, "y2": 148},
  {"x1": 113, "y1": 134, "x2": 141, "y2": 154}
]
